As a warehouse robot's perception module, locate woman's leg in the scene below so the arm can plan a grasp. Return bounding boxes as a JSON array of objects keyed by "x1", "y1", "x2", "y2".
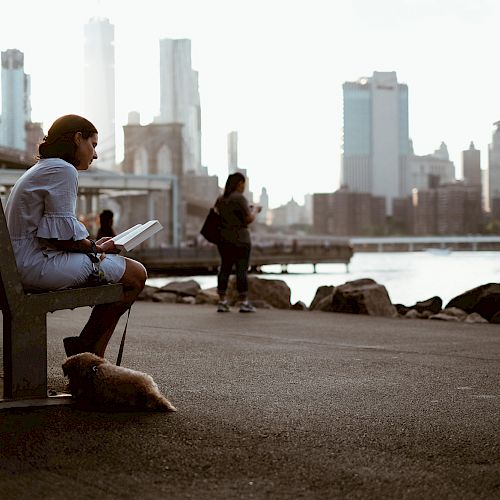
[
  {"x1": 76, "y1": 258, "x2": 147, "y2": 357},
  {"x1": 235, "y1": 244, "x2": 251, "y2": 302},
  {"x1": 217, "y1": 243, "x2": 234, "y2": 302}
]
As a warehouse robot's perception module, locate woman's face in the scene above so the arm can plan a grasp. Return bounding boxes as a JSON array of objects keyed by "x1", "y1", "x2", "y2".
[
  {"x1": 74, "y1": 132, "x2": 98, "y2": 170},
  {"x1": 236, "y1": 180, "x2": 246, "y2": 193}
]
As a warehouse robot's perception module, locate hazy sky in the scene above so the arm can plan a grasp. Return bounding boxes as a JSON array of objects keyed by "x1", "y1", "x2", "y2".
[{"x1": 1, "y1": 0, "x2": 499, "y2": 207}]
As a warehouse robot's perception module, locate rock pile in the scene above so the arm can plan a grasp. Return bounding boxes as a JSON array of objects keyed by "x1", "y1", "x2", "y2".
[{"x1": 138, "y1": 277, "x2": 500, "y2": 324}]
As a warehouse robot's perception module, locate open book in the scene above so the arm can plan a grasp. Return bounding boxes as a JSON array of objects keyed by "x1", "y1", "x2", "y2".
[{"x1": 111, "y1": 220, "x2": 163, "y2": 252}]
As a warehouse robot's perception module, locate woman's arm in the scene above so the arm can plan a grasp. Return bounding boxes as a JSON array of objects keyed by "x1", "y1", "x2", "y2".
[
  {"x1": 244, "y1": 205, "x2": 262, "y2": 225},
  {"x1": 48, "y1": 237, "x2": 117, "y2": 254}
]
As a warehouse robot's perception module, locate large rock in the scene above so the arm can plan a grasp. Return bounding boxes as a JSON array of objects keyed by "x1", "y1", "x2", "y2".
[
  {"x1": 430, "y1": 307, "x2": 467, "y2": 322},
  {"x1": 309, "y1": 286, "x2": 335, "y2": 311},
  {"x1": 490, "y1": 311, "x2": 500, "y2": 324},
  {"x1": 394, "y1": 303, "x2": 411, "y2": 316},
  {"x1": 152, "y1": 291, "x2": 177, "y2": 303},
  {"x1": 395, "y1": 296, "x2": 442, "y2": 316},
  {"x1": 313, "y1": 295, "x2": 335, "y2": 312},
  {"x1": 464, "y1": 313, "x2": 488, "y2": 324},
  {"x1": 330, "y1": 278, "x2": 397, "y2": 317},
  {"x1": 404, "y1": 309, "x2": 423, "y2": 319},
  {"x1": 195, "y1": 287, "x2": 219, "y2": 305},
  {"x1": 414, "y1": 296, "x2": 442, "y2": 314},
  {"x1": 446, "y1": 283, "x2": 500, "y2": 322},
  {"x1": 227, "y1": 276, "x2": 291, "y2": 309},
  {"x1": 291, "y1": 301, "x2": 308, "y2": 311},
  {"x1": 160, "y1": 280, "x2": 202, "y2": 297}
]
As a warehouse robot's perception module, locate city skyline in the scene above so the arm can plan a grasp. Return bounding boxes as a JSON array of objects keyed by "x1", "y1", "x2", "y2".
[{"x1": 0, "y1": 0, "x2": 499, "y2": 208}]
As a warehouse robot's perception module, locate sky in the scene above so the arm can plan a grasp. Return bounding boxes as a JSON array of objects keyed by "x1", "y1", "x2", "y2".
[{"x1": 1, "y1": 0, "x2": 499, "y2": 208}]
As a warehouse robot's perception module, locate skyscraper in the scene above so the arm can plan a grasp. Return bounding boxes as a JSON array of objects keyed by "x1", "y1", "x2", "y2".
[
  {"x1": 342, "y1": 71, "x2": 410, "y2": 215},
  {"x1": 462, "y1": 141, "x2": 481, "y2": 186},
  {"x1": 0, "y1": 49, "x2": 31, "y2": 150},
  {"x1": 159, "y1": 38, "x2": 201, "y2": 174},
  {"x1": 228, "y1": 131, "x2": 238, "y2": 173},
  {"x1": 488, "y1": 121, "x2": 500, "y2": 216},
  {"x1": 84, "y1": 17, "x2": 115, "y2": 170}
]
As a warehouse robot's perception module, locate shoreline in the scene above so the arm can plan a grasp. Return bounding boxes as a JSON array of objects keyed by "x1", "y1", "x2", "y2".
[{"x1": 146, "y1": 250, "x2": 500, "y2": 309}]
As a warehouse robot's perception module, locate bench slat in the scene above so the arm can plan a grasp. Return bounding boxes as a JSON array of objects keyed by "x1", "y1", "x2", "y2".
[{"x1": 25, "y1": 283, "x2": 124, "y2": 313}]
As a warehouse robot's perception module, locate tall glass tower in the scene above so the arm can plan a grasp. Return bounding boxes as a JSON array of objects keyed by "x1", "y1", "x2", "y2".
[
  {"x1": 0, "y1": 49, "x2": 31, "y2": 151},
  {"x1": 227, "y1": 131, "x2": 238, "y2": 173},
  {"x1": 342, "y1": 71, "x2": 409, "y2": 215},
  {"x1": 159, "y1": 38, "x2": 201, "y2": 174},
  {"x1": 84, "y1": 17, "x2": 115, "y2": 170}
]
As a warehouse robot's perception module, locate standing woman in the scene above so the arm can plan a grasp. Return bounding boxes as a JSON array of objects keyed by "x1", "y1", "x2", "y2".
[
  {"x1": 215, "y1": 172, "x2": 261, "y2": 312},
  {"x1": 5, "y1": 114, "x2": 147, "y2": 357}
]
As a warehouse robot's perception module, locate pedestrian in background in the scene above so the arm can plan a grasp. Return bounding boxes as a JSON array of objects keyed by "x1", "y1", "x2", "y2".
[
  {"x1": 215, "y1": 172, "x2": 261, "y2": 313},
  {"x1": 97, "y1": 209, "x2": 116, "y2": 239}
]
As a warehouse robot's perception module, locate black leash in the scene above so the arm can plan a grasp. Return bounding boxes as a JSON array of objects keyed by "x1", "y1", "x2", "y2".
[{"x1": 116, "y1": 306, "x2": 132, "y2": 366}]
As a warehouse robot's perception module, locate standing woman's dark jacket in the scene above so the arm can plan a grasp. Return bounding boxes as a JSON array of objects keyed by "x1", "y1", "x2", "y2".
[{"x1": 216, "y1": 191, "x2": 252, "y2": 246}]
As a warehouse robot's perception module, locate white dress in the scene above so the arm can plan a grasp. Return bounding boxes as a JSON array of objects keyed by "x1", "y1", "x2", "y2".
[{"x1": 5, "y1": 158, "x2": 126, "y2": 290}]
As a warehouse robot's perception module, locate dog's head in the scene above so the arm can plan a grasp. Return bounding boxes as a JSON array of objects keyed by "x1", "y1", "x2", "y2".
[{"x1": 62, "y1": 352, "x2": 107, "y2": 380}]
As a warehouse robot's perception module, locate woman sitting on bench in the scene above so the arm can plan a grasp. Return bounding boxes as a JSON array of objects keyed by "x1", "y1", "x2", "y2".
[{"x1": 5, "y1": 114, "x2": 147, "y2": 358}]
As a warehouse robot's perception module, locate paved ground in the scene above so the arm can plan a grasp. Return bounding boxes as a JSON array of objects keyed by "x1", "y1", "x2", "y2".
[{"x1": 0, "y1": 302, "x2": 499, "y2": 499}]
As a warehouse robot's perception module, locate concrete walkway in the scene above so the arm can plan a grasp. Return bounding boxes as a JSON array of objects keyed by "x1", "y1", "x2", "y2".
[{"x1": 1, "y1": 302, "x2": 499, "y2": 499}]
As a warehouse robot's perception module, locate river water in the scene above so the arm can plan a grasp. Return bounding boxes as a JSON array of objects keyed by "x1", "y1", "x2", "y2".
[{"x1": 146, "y1": 250, "x2": 500, "y2": 308}]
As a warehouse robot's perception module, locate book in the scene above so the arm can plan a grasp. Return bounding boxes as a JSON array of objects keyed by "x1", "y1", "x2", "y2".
[{"x1": 111, "y1": 220, "x2": 163, "y2": 252}]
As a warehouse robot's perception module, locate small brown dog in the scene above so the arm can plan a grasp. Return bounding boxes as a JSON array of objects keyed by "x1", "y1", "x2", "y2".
[{"x1": 62, "y1": 352, "x2": 177, "y2": 412}]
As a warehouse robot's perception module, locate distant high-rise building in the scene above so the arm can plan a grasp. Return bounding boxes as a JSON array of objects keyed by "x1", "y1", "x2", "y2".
[
  {"x1": 270, "y1": 198, "x2": 307, "y2": 227},
  {"x1": 258, "y1": 187, "x2": 269, "y2": 224},
  {"x1": 462, "y1": 141, "x2": 481, "y2": 186},
  {"x1": 228, "y1": 131, "x2": 238, "y2": 173},
  {"x1": 342, "y1": 71, "x2": 410, "y2": 215},
  {"x1": 25, "y1": 121, "x2": 44, "y2": 160},
  {"x1": 411, "y1": 183, "x2": 482, "y2": 235},
  {"x1": 302, "y1": 194, "x2": 314, "y2": 225},
  {"x1": 84, "y1": 17, "x2": 116, "y2": 170},
  {"x1": 0, "y1": 49, "x2": 31, "y2": 150},
  {"x1": 488, "y1": 121, "x2": 500, "y2": 215},
  {"x1": 159, "y1": 38, "x2": 201, "y2": 174},
  {"x1": 482, "y1": 168, "x2": 489, "y2": 212},
  {"x1": 405, "y1": 142, "x2": 456, "y2": 194},
  {"x1": 313, "y1": 189, "x2": 386, "y2": 236}
]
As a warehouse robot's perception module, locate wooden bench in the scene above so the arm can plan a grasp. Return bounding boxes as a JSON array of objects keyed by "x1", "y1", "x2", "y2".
[{"x1": 0, "y1": 199, "x2": 124, "y2": 405}]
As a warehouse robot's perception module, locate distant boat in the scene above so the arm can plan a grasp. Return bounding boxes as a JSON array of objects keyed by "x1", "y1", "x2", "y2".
[{"x1": 424, "y1": 247, "x2": 452, "y2": 255}]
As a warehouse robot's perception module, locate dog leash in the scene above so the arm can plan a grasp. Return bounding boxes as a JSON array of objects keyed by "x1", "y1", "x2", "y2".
[{"x1": 116, "y1": 306, "x2": 132, "y2": 366}]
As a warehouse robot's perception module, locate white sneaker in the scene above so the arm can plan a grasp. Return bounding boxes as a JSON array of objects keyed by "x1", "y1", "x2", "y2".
[
  {"x1": 239, "y1": 302, "x2": 256, "y2": 313},
  {"x1": 217, "y1": 301, "x2": 230, "y2": 312}
]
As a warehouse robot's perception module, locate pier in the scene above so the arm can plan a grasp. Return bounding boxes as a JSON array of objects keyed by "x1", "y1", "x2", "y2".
[
  {"x1": 130, "y1": 239, "x2": 353, "y2": 275},
  {"x1": 350, "y1": 235, "x2": 500, "y2": 252}
]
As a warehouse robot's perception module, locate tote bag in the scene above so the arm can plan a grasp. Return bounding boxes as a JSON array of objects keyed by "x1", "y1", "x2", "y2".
[{"x1": 200, "y1": 207, "x2": 222, "y2": 244}]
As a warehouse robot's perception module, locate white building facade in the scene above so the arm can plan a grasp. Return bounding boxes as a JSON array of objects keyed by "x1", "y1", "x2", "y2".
[
  {"x1": 342, "y1": 71, "x2": 410, "y2": 215},
  {"x1": 159, "y1": 38, "x2": 202, "y2": 174},
  {"x1": 84, "y1": 17, "x2": 116, "y2": 170},
  {"x1": 0, "y1": 49, "x2": 31, "y2": 151},
  {"x1": 404, "y1": 142, "x2": 456, "y2": 194}
]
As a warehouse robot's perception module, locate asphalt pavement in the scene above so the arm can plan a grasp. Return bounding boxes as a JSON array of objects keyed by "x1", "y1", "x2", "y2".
[{"x1": 0, "y1": 302, "x2": 499, "y2": 499}]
